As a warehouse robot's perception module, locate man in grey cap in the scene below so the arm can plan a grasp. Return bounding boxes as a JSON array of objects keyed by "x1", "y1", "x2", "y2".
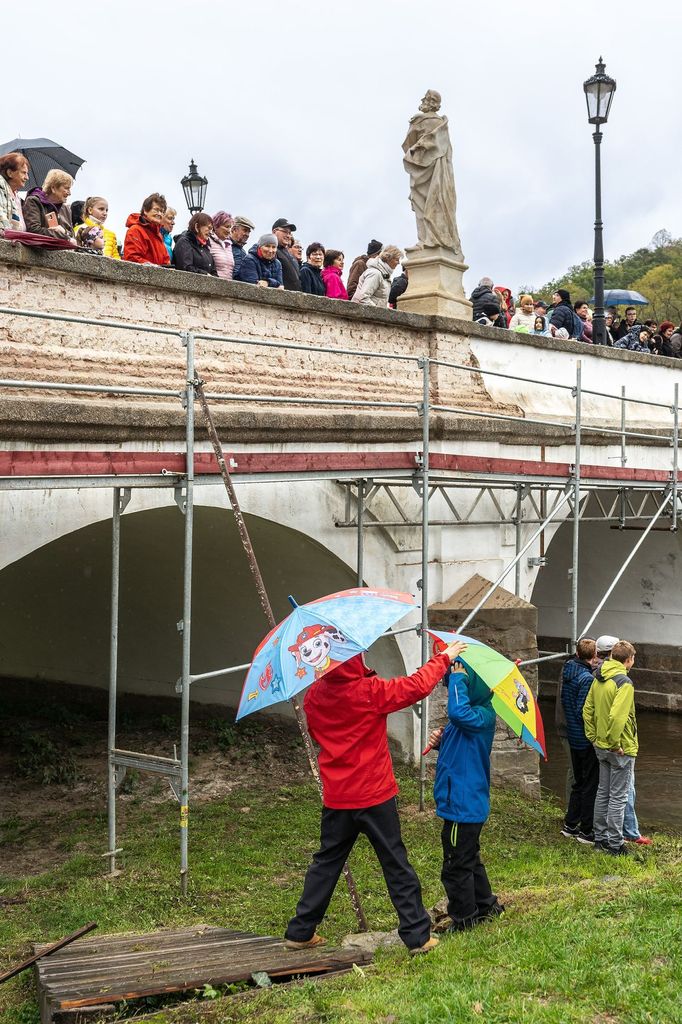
[
  {"x1": 272, "y1": 218, "x2": 301, "y2": 290},
  {"x1": 229, "y1": 216, "x2": 255, "y2": 278}
]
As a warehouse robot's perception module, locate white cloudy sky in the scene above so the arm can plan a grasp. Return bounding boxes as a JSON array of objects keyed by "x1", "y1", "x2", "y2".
[{"x1": 5, "y1": 0, "x2": 681, "y2": 294}]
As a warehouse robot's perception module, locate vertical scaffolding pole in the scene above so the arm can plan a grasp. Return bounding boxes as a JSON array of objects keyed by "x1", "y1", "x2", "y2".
[
  {"x1": 619, "y1": 385, "x2": 626, "y2": 529},
  {"x1": 514, "y1": 484, "x2": 522, "y2": 596},
  {"x1": 672, "y1": 383, "x2": 679, "y2": 532},
  {"x1": 418, "y1": 357, "x2": 430, "y2": 812},
  {"x1": 356, "y1": 480, "x2": 365, "y2": 586},
  {"x1": 106, "y1": 487, "x2": 126, "y2": 876},
  {"x1": 570, "y1": 361, "x2": 582, "y2": 648},
  {"x1": 179, "y1": 331, "x2": 196, "y2": 895}
]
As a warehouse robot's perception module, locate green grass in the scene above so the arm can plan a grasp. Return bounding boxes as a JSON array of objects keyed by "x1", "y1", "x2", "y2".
[{"x1": 1, "y1": 770, "x2": 681, "y2": 1024}]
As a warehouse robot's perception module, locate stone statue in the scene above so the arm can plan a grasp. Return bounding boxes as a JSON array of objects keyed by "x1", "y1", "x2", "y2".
[{"x1": 402, "y1": 90, "x2": 462, "y2": 256}]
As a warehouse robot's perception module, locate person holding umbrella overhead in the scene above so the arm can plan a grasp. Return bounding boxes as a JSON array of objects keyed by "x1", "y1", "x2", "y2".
[{"x1": 284, "y1": 637, "x2": 467, "y2": 956}]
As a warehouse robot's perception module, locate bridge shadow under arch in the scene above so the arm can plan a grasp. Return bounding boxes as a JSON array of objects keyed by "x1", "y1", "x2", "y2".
[
  {"x1": 0, "y1": 505, "x2": 407, "y2": 710},
  {"x1": 532, "y1": 515, "x2": 681, "y2": 648}
]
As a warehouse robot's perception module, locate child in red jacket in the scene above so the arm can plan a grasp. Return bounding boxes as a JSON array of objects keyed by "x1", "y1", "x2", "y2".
[{"x1": 284, "y1": 639, "x2": 466, "y2": 955}]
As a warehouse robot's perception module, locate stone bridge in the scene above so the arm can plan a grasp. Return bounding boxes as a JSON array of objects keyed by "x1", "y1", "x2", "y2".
[{"x1": 2, "y1": 240, "x2": 682, "y2": 794}]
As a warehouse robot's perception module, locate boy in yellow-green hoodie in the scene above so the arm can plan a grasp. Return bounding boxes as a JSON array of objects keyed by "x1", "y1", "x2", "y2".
[{"x1": 582, "y1": 640, "x2": 638, "y2": 856}]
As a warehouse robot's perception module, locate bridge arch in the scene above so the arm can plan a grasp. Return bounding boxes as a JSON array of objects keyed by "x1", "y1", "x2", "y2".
[
  {"x1": 0, "y1": 492, "x2": 408, "y2": 713},
  {"x1": 532, "y1": 515, "x2": 682, "y2": 647}
]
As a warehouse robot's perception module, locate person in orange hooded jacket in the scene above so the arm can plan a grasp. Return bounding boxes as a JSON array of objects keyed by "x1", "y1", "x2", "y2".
[
  {"x1": 284, "y1": 639, "x2": 467, "y2": 956},
  {"x1": 123, "y1": 192, "x2": 171, "y2": 266}
]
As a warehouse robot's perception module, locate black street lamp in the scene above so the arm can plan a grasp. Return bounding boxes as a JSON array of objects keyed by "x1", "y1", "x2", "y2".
[
  {"x1": 583, "y1": 58, "x2": 616, "y2": 346},
  {"x1": 180, "y1": 159, "x2": 208, "y2": 215}
]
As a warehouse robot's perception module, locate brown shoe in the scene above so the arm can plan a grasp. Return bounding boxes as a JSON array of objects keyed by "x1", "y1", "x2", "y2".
[
  {"x1": 284, "y1": 933, "x2": 326, "y2": 950},
  {"x1": 409, "y1": 936, "x2": 439, "y2": 955}
]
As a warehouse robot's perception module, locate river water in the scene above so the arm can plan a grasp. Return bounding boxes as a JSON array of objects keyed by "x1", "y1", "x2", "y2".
[{"x1": 539, "y1": 700, "x2": 682, "y2": 832}]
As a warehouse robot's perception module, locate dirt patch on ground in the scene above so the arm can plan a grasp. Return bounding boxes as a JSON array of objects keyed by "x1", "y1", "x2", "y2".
[{"x1": 1, "y1": 677, "x2": 309, "y2": 877}]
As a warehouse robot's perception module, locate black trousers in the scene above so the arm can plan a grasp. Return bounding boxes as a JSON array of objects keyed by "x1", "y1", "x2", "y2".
[
  {"x1": 285, "y1": 797, "x2": 432, "y2": 950},
  {"x1": 440, "y1": 819, "x2": 496, "y2": 926},
  {"x1": 565, "y1": 745, "x2": 599, "y2": 834}
]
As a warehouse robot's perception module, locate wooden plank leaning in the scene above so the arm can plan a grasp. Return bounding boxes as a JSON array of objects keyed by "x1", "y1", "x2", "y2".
[{"x1": 0, "y1": 923, "x2": 97, "y2": 986}]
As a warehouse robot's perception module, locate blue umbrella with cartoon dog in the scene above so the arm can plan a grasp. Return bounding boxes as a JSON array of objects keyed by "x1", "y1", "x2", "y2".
[{"x1": 236, "y1": 587, "x2": 417, "y2": 720}]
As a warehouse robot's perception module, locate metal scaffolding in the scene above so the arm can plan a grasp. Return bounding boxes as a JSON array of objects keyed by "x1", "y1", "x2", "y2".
[{"x1": 1, "y1": 303, "x2": 680, "y2": 887}]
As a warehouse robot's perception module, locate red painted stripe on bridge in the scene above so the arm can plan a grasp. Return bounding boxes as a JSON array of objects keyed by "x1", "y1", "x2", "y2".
[
  {"x1": 0, "y1": 450, "x2": 674, "y2": 484},
  {"x1": 0, "y1": 451, "x2": 417, "y2": 477},
  {"x1": 428, "y1": 453, "x2": 673, "y2": 483}
]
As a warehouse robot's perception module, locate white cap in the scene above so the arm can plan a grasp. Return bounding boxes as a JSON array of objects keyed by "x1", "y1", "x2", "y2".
[{"x1": 596, "y1": 634, "x2": 619, "y2": 653}]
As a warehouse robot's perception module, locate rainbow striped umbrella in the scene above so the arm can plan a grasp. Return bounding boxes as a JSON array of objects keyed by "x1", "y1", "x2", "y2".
[{"x1": 428, "y1": 630, "x2": 547, "y2": 759}]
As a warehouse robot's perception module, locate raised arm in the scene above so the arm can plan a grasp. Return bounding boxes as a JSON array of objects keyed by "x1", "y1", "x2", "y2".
[{"x1": 369, "y1": 642, "x2": 467, "y2": 715}]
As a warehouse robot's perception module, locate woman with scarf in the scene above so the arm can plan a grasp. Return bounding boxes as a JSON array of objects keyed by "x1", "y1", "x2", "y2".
[
  {"x1": 0, "y1": 152, "x2": 30, "y2": 231},
  {"x1": 23, "y1": 170, "x2": 74, "y2": 239},
  {"x1": 172, "y1": 213, "x2": 217, "y2": 276},
  {"x1": 352, "y1": 246, "x2": 403, "y2": 307}
]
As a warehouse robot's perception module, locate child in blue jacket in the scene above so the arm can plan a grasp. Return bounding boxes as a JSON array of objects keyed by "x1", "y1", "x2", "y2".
[{"x1": 430, "y1": 661, "x2": 504, "y2": 930}]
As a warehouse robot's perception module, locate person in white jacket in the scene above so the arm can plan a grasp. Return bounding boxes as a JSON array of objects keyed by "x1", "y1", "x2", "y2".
[
  {"x1": 508, "y1": 294, "x2": 536, "y2": 331},
  {"x1": 352, "y1": 246, "x2": 403, "y2": 307}
]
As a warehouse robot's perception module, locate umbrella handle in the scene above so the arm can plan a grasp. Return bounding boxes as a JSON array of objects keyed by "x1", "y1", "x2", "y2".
[{"x1": 421, "y1": 744, "x2": 432, "y2": 756}]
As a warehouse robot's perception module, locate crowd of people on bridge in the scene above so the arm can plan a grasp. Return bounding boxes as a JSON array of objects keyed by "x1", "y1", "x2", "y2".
[
  {"x1": 470, "y1": 277, "x2": 681, "y2": 358},
  {"x1": 1, "y1": 153, "x2": 679, "y2": 353},
  {"x1": 0, "y1": 155, "x2": 407, "y2": 309}
]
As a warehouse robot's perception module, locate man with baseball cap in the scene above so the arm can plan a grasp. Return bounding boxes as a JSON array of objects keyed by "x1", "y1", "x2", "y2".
[
  {"x1": 229, "y1": 216, "x2": 255, "y2": 278},
  {"x1": 272, "y1": 218, "x2": 301, "y2": 290}
]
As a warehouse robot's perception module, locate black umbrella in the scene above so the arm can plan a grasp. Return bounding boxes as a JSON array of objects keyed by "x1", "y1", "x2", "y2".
[{"x1": 0, "y1": 137, "x2": 85, "y2": 192}]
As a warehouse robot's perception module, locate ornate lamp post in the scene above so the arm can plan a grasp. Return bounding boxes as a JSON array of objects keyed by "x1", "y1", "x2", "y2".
[
  {"x1": 180, "y1": 159, "x2": 208, "y2": 215},
  {"x1": 583, "y1": 58, "x2": 616, "y2": 346}
]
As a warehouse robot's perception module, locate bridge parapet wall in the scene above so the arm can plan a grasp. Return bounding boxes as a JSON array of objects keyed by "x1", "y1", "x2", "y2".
[{"x1": 2, "y1": 239, "x2": 677, "y2": 445}]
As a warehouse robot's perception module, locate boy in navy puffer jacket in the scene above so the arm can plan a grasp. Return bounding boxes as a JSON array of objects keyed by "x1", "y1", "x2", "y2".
[
  {"x1": 560, "y1": 637, "x2": 599, "y2": 842},
  {"x1": 430, "y1": 662, "x2": 503, "y2": 931}
]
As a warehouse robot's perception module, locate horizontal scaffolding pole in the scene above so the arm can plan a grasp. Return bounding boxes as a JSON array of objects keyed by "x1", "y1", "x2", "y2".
[
  {"x1": 0, "y1": 305, "x2": 182, "y2": 337},
  {"x1": 193, "y1": 330, "x2": 421, "y2": 364},
  {"x1": 186, "y1": 626, "x2": 421, "y2": 688}
]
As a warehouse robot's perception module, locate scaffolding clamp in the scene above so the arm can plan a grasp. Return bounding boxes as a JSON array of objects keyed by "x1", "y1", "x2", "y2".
[
  {"x1": 116, "y1": 488, "x2": 132, "y2": 514},
  {"x1": 174, "y1": 485, "x2": 187, "y2": 514}
]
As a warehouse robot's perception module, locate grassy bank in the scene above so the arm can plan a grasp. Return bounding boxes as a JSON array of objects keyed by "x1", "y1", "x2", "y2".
[{"x1": 1, "y1": 759, "x2": 681, "y2": 1024}]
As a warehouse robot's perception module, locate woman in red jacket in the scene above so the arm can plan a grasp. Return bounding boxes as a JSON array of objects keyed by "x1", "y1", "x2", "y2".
[
  {"x1": 284, "y1": 638, "x2": 466, "y2": 955},
  {"x1": 123, "y1": 192, "x2": 171, "y2": 266}
]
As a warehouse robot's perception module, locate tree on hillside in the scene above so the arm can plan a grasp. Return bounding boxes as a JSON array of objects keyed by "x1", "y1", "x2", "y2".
[
  {"x1": 532, "y1": 231, "x2": 682, "y2": 305},
  {"x1": 650, "y1": 229, "x2": 673, "y2": 250},
  {"x1": 631, "y1": 265, "x2": 682, "y2": 324}
]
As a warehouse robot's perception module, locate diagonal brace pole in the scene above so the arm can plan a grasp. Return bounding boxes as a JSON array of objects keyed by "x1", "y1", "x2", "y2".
[{"x1": 194, "y1": 382, "x2": 368, "y2": 932}]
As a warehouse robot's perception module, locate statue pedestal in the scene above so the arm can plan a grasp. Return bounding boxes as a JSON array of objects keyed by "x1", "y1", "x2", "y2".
[{"x1": 400, "y1": 245, "x2": 472, "y2": 320}]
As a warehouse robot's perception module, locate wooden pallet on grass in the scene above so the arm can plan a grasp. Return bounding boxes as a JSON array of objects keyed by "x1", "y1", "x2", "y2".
[{"x1": 34, "y1": 924, "x2": 373, "y2": 1023}]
